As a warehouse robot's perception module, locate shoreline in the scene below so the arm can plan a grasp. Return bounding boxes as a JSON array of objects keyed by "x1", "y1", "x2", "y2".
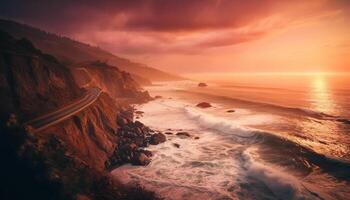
[{"x1": 110, "y1": 87, "x2": 350, "y2": 200}]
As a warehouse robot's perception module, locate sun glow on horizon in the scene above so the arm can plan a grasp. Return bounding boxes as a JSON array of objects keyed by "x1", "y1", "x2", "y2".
[{"x1": 185, "y1": 71, "x2": 350, "y2": 81}]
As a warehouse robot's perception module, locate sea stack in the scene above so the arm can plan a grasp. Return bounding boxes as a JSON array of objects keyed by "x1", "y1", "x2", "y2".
[
  {"x1": 196, "y1": 102, "x2": 212, "y2": 108},
  {"x1": 198, "y1": 82, "x2": 208, "y2": 87}
]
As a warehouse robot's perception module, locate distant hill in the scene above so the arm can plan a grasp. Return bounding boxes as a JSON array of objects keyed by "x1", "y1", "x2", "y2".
[{"x1": 0, "y1": 19, "x2": 184, "y2": 82}]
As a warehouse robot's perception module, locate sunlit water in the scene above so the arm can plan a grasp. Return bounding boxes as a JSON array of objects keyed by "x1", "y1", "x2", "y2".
[{"x1": 112, "y1": 74, "x2": 350, "y2": 200}]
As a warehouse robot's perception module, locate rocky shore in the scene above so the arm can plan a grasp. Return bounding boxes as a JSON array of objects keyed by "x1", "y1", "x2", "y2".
[
  {"x1": 106, "y1": 110, "x2": 167, "y2": 168},
  {"x1": 1, "y1": 108, "x2": 163, "y2": 200}
]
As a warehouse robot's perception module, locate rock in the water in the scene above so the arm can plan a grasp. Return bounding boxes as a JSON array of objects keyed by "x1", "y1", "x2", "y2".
[
  {"x1": 135, "y1": 153, "x2": 151, "y2": 166},
  {"x1": 150, "y1": 133, "x2": 166, "y2": 145},
  {"x1": 173, "y1": 143, "x2": 180, "y2": 148},
  {"x1": 194, "y1": 136, "x2": 200, "y2": 140},
  {"x1": 140, "y1": 149, "x2": 153, "y2": 157},
  {"x1": 337, "y1": 119, "x2": 350, "y2": 125},
  {"x1": 226, "y1": 109, "x2": 235, "y2": 113},
  {"x1": 164, "y1": 132, "x2": 173, "y2": 135},
  {"x1": 198, "y1": 82, "x2": 208, "y2": 87},
  {"x1": 196, "y1": 102, "x2": 212, "y2": 108},
  {"x1": 154, "y1": 95, "x2": 162, "y2": 99},
  {"x1": 176, "y1": 132, "x2": 191, "y2": 138}
]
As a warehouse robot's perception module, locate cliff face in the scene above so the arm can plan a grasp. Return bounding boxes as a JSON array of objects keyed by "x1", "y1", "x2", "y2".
[
  {"x1": 71, "y1": 61, "x2": 151, "y2": 103},
  {"x1": 0, "y1": 31, "x2": 82, "y2": 121},
  {"x1": 47, "y1": 93, "x2": 119, "y2": 171},
  {"x1": 0, "y1": 32, "x2": 158, "y2": 200}
]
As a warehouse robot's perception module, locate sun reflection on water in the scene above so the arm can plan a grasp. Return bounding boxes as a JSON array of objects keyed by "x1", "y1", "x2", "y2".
[{"x1": 310, "y1": 75, "x2": 335, "y2": 115}]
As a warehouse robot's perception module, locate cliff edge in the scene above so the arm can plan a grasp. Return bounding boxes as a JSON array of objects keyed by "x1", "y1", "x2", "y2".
[{"x1": 0, "y1": 31, "x2": 159, "y2": 200}]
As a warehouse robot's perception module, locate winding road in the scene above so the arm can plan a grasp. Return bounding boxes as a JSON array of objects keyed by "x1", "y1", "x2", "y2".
[{"x1": 25, "y1": 88, "x2": 102, "y2": 133}]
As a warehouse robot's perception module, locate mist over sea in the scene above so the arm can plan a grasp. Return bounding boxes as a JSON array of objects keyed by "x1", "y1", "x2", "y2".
[{"x1": 113, "y1": 74, "x2": 350, "y2": 200}]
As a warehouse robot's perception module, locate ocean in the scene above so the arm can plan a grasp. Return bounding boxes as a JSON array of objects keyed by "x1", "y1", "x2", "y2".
[{"x1": 112, "y1": 74, "x2": 350, "y2": 200}]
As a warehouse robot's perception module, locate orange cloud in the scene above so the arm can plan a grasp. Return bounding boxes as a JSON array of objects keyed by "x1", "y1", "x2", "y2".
[{"x1": 1, "y1": 0, "x2": 349, "y2": 73}]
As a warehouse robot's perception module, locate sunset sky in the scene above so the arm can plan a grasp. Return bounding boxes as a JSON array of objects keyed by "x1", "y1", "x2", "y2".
[{"x1": 1, "y1": 0, "x2": 349, "y2": 74}]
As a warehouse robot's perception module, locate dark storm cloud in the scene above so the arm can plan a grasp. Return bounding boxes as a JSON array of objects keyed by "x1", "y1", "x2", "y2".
[
  {"x1": 0, "y1": 0, "x2": 348, "y2": 54},
  {"x1": 0, "y1": 0, "x2": 276, "y2": 33}
]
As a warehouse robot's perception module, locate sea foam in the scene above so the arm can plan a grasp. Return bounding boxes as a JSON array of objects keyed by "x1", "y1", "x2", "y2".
[{"x1": 183, "y1": 106, "x2": 278, "y2": 138}]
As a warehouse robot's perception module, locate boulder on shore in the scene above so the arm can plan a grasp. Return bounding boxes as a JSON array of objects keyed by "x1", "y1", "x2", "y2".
[
  {"x1": 196, "y1": 102, "x2": 212, "y2": 108},
  {"x1": 150, "y1": 133, "x2": 166, "y2": 145},
  {"x1": 134, "y1": 152, "x2": 151, "y2": 166},
  {"x1": 198, "y1": 82, "x2": 208, "y2": 87}
]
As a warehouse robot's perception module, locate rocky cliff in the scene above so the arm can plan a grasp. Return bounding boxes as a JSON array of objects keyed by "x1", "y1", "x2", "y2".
[
  {"x1": 71, "y1": 61, "x2": 151, "y2": 103},
  {"x1": 0, "y1": 31, "x2": 159, "y2": 200},
  {"x1": 0, "y1": 31, "x2": 82, "y2": 121}
]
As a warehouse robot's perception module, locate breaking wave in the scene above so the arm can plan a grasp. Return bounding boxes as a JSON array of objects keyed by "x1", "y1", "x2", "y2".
[
  {"x1": 114, "y1": 94, "x2": 350, "y2": 199},
  {"x1": 184, "y1": 107, "x2": 259, "y2": 138}
]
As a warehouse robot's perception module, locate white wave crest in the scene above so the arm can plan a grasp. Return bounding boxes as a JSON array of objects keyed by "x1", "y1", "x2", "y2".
[
  {"x1": 242, "y1": 148, "x2": 309, "y2": 200},
  {"x1": 184, "y1": 107, "x2": 258, "y2": 138}
]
